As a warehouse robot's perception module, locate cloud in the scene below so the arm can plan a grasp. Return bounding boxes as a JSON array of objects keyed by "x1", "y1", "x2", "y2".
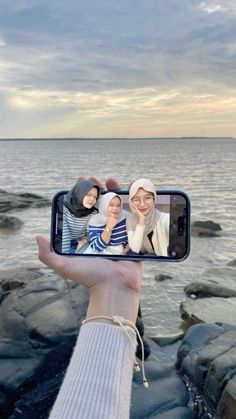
[
  {"x1": 1, "y1": 83, "x2": 235, "y2": 137},
  {"x1": 0, "y1": 0, "x2": 236, "y2": 137}
]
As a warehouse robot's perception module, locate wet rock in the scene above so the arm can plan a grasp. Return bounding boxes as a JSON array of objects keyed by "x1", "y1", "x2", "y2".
[
  {"x1": 203, "y1": 266, "x2": 236, "y2": 282},
  {"x1": 227, "y1": 259, "x2": 236, "y2": 267},
  {"x1": 0, "y1": 215, "x2": 24, "y2": 232},
  {"x1": 151, "y1": 332, "x2": 184, "y2": 347},
  {"x1": 184, "y1": 280, "x2": 236, "y2": 298},
  {"x1": 0, "y1": 267, "x2": 89, "y2": 417},
  {"x1": 154, "y1": 273, "x2": 173, "y2": 282},
  {"x1": 180, "y1": 297, "x2": 236, "y2": 327},
  {"x1": 176, "y1": 323, "x2": 236, "y2": 418},
  {"x1": 0, "y1": 189, "x2": 50, "y2": 213},
  {"x1": 216, "y1": 375, "x2": 236, "y2": 419},
  {"x1": 0, "y1": 267, "x2": 43, "y2": 285},
  {"x1": 131, "y1": 355, "x2": 192, "y2": 419},
  {"x1": 148, "y1": 406, "x2": 196, "y2": 418},
  {"x1": 191, "y1": 220, "x2": 221, "y2": 237}
]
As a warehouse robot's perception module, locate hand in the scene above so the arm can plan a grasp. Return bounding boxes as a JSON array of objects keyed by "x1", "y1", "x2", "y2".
[
  {"x1": 129, "y1": 199, "x2": 145, "y2": 224},
  {"x1": 36, "y1": 236, "x2": 142, "y2": 323},
  {"x1": 106, "y1": 216, "x2": 118, "y2": 230},
  {"x1": 77, "y1": 176, "x2": 121, "y2": 191},
  {"x1": 36, "y1": 177, "x2": 142, "y2": 323},
  {"x1": 76, "y1": 239, "x2": 87, "y2": 252}
]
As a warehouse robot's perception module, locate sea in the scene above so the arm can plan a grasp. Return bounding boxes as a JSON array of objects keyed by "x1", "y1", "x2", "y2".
[{"x1": 0, "y1": 137, "x2": 235, "y2": 337}]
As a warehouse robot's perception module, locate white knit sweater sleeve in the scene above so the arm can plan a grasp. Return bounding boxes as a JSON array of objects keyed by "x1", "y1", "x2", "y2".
[
  {"x1": 49, "y1": 322, "x2": 137, "y2": 419},
  {"x1": 127, "y1": 224, "x2": 145, "y2": 253}
]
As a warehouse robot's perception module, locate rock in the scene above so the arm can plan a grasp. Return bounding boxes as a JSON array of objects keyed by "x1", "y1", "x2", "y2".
[
  {"x1": 227, "y1": 259, "x2": 236, "y2": 267},
  {"x1": 0, "y1": 267, "x2": 43, "y2": 285},
  {"x1": 0, "y1": 215, "x2": 24, "y2": 232},
  {"x1": 191, "y1": 220, "x2": 221, "y2": 237},
  {"x1": 148, "y1": 406, "x2": 196, "y2": 418},
  {"x1": 216, "y1": 375, "x2": 236, "y2": 419},
  {"x1": 184, "y1": 280, "x2": 236, "y2": 298},
  {"x1": 131, "y1": 370, "x2": 191, "y2": 419},
  {"x1": 180, "y1": 297, "x2": 236, "y2": 327},
  {"x1": 203, "y1": 266, "x2": 236, "y2": 282},
  {"x1": 154, "y1": 274, "x2": 173, "y2": 282},
  {"x1": 151, "y1": 332, "x2": 184, "y2": 347},
  {"x1": 0, "y1": 189, "x2": 50, "y2": 213},
  {"x1": 192, "y1": 220, "x2": 222, "y2": 231},
  {"x1": 0, "y1": 267, "x2": 89, "y2": 418},
  {"x1": 176, "y1": 323, "x2": 236, "y2": 418}
]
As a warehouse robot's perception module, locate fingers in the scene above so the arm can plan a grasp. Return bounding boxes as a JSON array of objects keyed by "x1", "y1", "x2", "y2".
[
  {"x1": 88, "y1": 176, "x2": 105, "y2": 189},
  {"x1": 75, "y1": 176, "x2": 122, "y2": 191},
  {"x1": 36, "y1": 235, "x2": 51, "y2": 259},
  {"x1": 36, "y1": 235, "x2": 58, "y2": 268},
  {"x1": 106, "y1": 178, "x2": 122, "y2": 190},
  {"x1": 76, "y1": 176, "x2": 85, "y2": 183}
]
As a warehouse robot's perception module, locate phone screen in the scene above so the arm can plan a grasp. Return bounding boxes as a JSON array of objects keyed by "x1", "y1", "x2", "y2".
[{"x1": 51, "y1": 189, "x2": 190, "y2": 261}]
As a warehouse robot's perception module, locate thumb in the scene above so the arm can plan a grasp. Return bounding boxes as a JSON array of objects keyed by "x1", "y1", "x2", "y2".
[{"x1": 36, "y1": 235, "x2": 53, "y2": 265}]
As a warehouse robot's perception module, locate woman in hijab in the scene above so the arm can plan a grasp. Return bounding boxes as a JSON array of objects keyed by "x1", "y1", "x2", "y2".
[
  {"x1": 126, "y1": 178, "x2": 169, "y2": 256},
  {"x1": 85, "y1": 192, "x2": 129, "y2": 255},
  {"x1": 62, "y1": 180, "x2": 101, "y2": 253}
]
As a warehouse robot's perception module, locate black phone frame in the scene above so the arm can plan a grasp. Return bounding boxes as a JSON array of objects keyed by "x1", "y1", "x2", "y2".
[{"x1": 50, "y1": 189, "x2": 191, "y2": 262}]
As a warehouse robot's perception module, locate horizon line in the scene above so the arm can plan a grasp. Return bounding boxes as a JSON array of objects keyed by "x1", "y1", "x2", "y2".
[{"x1": 0, "y1": 136, "x2": 235, "y2": 141}]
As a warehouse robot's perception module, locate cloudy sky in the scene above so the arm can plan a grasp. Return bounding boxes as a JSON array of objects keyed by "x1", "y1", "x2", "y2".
[{"x1": 0, "y1": 0, "x2": 236, "y2": 138}]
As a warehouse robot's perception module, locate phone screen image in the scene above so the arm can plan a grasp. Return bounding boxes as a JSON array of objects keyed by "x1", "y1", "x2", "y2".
[{"x1": 51, "y1": 188, "x2": 190, "y2": 262}]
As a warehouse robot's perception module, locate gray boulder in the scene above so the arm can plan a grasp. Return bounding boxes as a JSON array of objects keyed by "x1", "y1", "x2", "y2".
[
  {"x1": 191, "y1": 220, "x2": 221, "y2": 237},
  {"x1": 154, "y1": 273, "x2": 173, "y2": 282},
  {"x1": 0, "y1": 267, "x2": 89, "y2": 418},
  {"x1": 130, "y1": 339, "x2": 195, "y2": 418},
  {"x1": 0, "y1": 215, "x2": 24, "y2": 232},
  {"x1": 0, "y1": 190, "x2": 50, "y2": 213},
  {"x1": 184, "y1": 280, "x2": 236, "y2": 298},
  {"x1": 176, "y1": 323, "x2": 236, "y2": 418},
  {"x1": 227, "y1": 259, "x2": 236, "y2": 267},
  {"x1": 216, "y1": 375, "x2": 236, "y2": 419},
  {"x1": 180, "y1": 297, "x2": 236, "y2": 327}
]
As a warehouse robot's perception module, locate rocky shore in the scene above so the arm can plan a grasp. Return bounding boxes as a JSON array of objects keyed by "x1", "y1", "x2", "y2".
[
  {"x1": 0, "y1": 259, "x2": 235, "y2": 419},
  {"x1": 0, "y1": 191, "x2": 235, "y2": 418},
  {"x1": 0, "y1": 190, "x2": 50, "y2": 234}
]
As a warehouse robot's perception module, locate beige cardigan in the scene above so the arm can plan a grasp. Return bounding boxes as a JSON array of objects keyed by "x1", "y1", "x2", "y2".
[{"x1": 127, "y1": 211, "x2": 170, "y2": 256}]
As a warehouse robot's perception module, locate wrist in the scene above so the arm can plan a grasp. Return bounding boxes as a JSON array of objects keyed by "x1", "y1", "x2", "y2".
[
  {"x1": 105, "y1": 225, "x2": 113, "y2": 232},
  {"x1": 86, "y1": 286, "x2": 139, "y2": 324}
]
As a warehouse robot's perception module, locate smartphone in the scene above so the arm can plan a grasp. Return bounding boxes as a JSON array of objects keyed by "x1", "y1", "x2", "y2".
[{"x1": 50, "y1": 189, "x2": 190, "y2": 261}]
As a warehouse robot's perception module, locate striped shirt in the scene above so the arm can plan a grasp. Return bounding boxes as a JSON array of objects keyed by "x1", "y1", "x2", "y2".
[
  {"x1": 62, "y1": 206, "x2": 97, "y2": 253},
  {"x1": 88, "y1": 219, "x2": 128, "y2": 252}
]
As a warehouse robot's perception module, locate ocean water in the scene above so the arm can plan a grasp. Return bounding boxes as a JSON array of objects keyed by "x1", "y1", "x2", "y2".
[{"x1": 0, "y1": 138, "x2": 235, "y2": 336}]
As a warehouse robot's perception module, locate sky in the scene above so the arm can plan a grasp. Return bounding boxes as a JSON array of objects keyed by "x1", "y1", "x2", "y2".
[{"x1": 0, "y1": 0, "x2": 236, "y2": 138}]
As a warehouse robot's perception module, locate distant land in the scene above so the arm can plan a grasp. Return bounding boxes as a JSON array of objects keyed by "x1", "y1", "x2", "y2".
[{"x1": 0, "y1": 136, "x2": 235, "y2": 141}]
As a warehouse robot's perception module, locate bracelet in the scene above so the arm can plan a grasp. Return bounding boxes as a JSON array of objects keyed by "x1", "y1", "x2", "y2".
[{"x1": 82, "y1": 315, "x2": 148, "y2": 388}]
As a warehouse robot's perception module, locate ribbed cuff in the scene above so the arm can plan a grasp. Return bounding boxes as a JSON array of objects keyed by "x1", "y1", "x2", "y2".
[{"x1": 49, "y1": 322, "x2": 137, "y2": 419}]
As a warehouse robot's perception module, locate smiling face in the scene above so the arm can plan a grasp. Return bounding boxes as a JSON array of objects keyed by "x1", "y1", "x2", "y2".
[
  {"x1": 82, "y1": 187, "x2": 98, "y2": 209},
  {"x1": 131, "y1": 188, "x2": 155, "y2": 216},
  {"x1": 107, "y1": 196, "x2": 121, "y2": 218}
]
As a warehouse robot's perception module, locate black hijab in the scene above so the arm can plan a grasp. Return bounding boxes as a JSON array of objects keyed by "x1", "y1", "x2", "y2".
[{"x1": 64, "y1": 180, "x2": 101, "y2": 217}]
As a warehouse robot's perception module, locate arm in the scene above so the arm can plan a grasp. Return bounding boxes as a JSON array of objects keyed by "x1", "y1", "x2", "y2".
[
  {"x1": 49, "y1": 322, "x2": 136, "y2": 419},
  {"x1": 88, "y1": 217, "x2": 118, "y2": 252},
  {"x1": 126, "y1": 216, "x2": 145, "y2": 254},
  {"x1": 36, "y1": 235, "x2": 143, "y2": 419}
]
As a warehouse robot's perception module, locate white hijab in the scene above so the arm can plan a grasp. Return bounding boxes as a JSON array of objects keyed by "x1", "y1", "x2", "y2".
[{"x1": 89, "y1": 192, "x2": 129, "y2": 227}]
